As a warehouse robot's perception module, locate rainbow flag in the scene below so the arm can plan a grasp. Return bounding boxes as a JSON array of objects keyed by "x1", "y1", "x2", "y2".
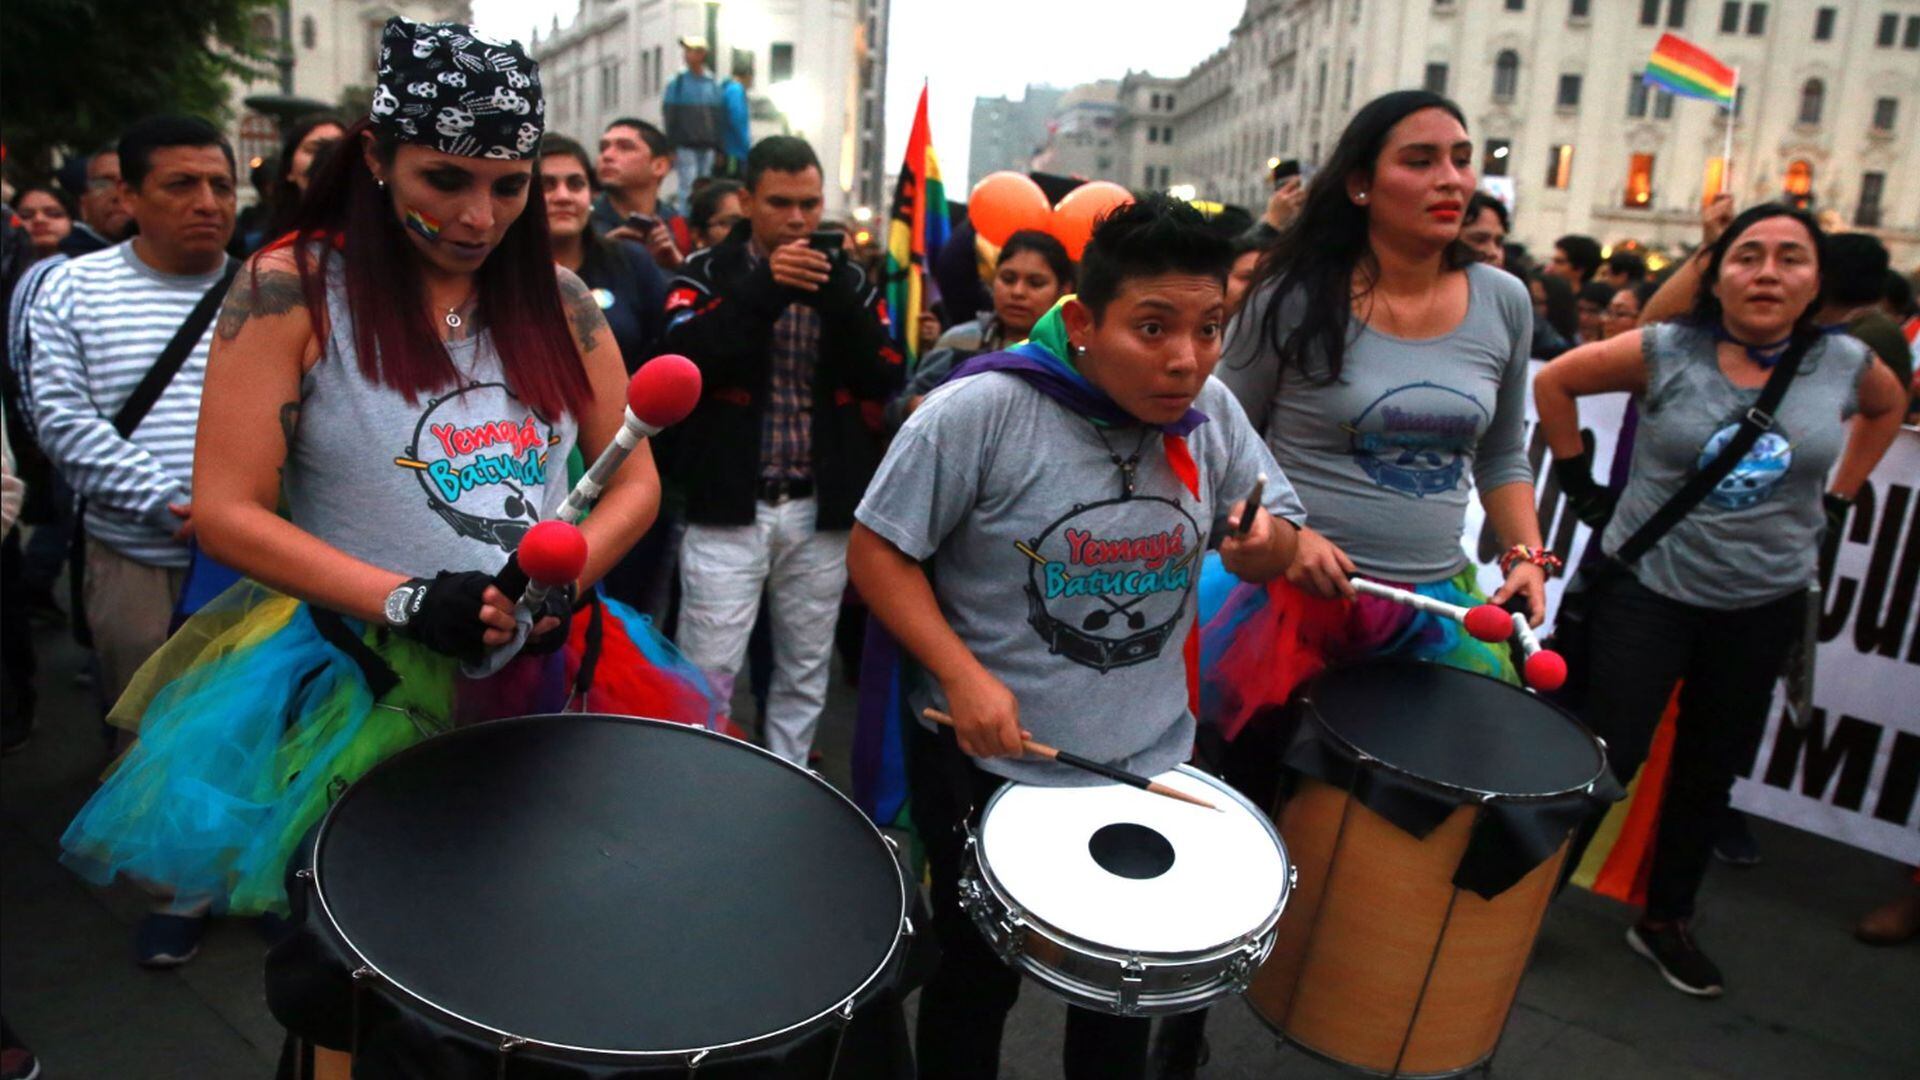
[
  {"x1": 1645, "y1": 32, "x2": 1737, "y2": 107},
  {"x1": 884, "y1": 84, "x2": 950, "y2": 368}
]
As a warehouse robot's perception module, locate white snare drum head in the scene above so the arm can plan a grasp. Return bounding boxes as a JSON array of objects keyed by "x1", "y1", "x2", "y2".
[{"x1": 978, "y1": 767, "x2": 1288, "y2": 955}]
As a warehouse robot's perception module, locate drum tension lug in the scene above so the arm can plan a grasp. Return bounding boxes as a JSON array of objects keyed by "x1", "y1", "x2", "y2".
[
  {"x1": 350, "y1": 965, "x2": 374, "y2": 982},
  {"x1": 1118, "y1": 956, "x2": 1147, "y2": 1014},
  {"x1": 686, "y1": 1047, "x2": 711, "y2": 1072},
  {"x1": 902, "y1": 915, "x2": 915, "y2": 940},
  {"x1": 497, "y1": 1035, "x2": 526, "y2": 1054},
  {"x1": 294, "y1": 868, "x2": 314, "y2": 881}
]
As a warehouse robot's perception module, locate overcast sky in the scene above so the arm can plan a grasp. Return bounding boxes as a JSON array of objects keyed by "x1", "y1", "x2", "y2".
[{"x1": 470, "y1": 0, "x2": 1245, "y2": 186}]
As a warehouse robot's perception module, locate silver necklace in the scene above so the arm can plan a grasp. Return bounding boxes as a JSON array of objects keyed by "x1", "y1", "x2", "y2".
[{"x1": 444, "y1": 292, "x2": 475, "y2": 330}]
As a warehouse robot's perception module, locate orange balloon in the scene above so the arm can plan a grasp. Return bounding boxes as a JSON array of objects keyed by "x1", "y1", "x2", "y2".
[
  {"x1": 968, "y1": 171, "x2": 1053, "y2": 247},
  {"x1": 1050, "y1": 181, "x2": 1133, "y2": 260}
]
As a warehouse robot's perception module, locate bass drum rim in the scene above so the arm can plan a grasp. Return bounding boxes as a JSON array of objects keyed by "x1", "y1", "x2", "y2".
[{"x1": 305, "y1": 712, "x2": 910, "y2": 1065}]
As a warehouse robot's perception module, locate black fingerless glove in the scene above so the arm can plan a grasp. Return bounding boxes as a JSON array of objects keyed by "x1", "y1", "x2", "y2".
[
  {"x1": 519, "y1": 584, "x2": 579, "y2": 656},
  {"x1": 394, "y1": 571, "x2": 496, "y2": 663},
  {"x1": 1552, "y1": 454, "x2": 1616, "y2": 530},
  {"x1": 1823, "y1": 492, "x2": 1852, "y2": 540}
]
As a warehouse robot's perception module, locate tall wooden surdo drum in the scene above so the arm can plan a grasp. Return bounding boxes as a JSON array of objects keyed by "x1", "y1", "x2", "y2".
[
  {"x1": 267, "y1": 715, "x2": 910, "y2": 1078},
  {"x1": 1249, "y1": 660, "x2": 1619, "y2": 1077}
]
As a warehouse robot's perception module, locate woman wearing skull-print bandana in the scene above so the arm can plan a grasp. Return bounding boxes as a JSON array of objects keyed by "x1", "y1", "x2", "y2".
[{"x1": 59, "y1": 17, "x2": 712, "y2": 965}]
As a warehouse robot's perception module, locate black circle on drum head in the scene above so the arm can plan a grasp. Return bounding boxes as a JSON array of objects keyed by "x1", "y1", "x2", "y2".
[
  {"x1": 1303, "y1": 660, "x2": 1602, "y2": 798},
  {"x1": 1088, "y1": 822, "x2": 1176, "y2": 880},
  {"x1": 312, "y1": 715, "x2": 903, "y2": 1057}
]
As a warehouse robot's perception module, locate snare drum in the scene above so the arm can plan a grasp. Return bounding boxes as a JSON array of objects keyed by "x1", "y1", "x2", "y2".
[
  {"x1": 267, "y1": 714, "x2": 910, "y2": 1078},
  {"x1": 959, "y1": 765, "x2": 1292, "y2": 1016},
  {"x1": 1249, "y1": 660, "x2": 1619, "y2": 1077}
]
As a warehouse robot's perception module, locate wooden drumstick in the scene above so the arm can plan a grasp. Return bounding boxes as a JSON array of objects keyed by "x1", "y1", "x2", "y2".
[{"x1": 922, "y1": 708, "x2": 1220, "y2": 812}]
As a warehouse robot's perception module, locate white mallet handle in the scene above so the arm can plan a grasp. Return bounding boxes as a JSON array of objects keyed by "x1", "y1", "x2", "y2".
[{"x1": 1350, "y1": 577, "x2": 1471, "y2": 623}]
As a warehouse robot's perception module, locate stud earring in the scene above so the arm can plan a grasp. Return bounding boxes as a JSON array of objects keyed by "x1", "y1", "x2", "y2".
[
  {"x1": 1356, "y1": 191, "x2": 1368, "y2": 203},
  {"x1": 1073, "y1": 343, "x2": 1087, "y2": 357}
]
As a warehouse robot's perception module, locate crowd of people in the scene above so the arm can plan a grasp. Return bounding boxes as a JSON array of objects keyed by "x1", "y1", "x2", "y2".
[{"x1": 1, "y1": 16, "x2": 1917, "y2": 1080}]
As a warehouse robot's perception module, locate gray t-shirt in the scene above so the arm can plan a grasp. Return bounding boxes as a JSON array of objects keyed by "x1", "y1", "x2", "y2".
[
  {"x1": 1217, "y1": 262, "x2": 1534, "y2": 581},
  {"x1": 856, "y1": 373, "x2": 1305, "y2": 785},
  {"x1": 282, "y1": 269, "x2": 579, "y2": 580},
  {"x1": 1602, "y1": 322, "x2": 1869, "y2": 610}
]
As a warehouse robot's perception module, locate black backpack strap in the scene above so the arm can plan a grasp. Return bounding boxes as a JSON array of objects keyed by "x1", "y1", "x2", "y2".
[
  {"x1": 1615, "y1": 333, "x2": 1810, "y2": 565},
  {"x1": 110, "y1": 259, "x2": 239, "y2": 437}
]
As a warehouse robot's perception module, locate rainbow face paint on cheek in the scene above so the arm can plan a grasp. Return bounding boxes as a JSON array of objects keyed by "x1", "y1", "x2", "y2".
[{"x1": 405, "y1": 207, "x2": 444, "y2": 242}]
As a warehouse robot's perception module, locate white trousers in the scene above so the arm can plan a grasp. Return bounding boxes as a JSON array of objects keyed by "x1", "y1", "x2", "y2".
[{"x1": 676, "y1": 497, "x2": 849, "y2": 764}]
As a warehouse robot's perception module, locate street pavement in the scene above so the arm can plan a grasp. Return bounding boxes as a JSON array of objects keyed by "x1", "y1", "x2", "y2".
[{"x1": 3, "y1": 616, "x2": 1916, "y2": 1078}]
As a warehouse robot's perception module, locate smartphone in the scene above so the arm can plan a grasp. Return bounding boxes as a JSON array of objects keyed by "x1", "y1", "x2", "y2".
[
  {"x1": 1271, "y1": 158, "x2": 1302, "y2": 188},
  {"x1": 808, "y1": 229, "x2": 846, "y2": 262},
  {"x1": 626, "y1": 213, "x2": 659, "y2": 233}
]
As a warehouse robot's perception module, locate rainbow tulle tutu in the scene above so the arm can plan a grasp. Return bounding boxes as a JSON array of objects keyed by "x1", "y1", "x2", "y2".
[
  {"x1": 1198, "y1": 553, "x2": 1517, "y2": 742},
  {"x1": 63, "y1": 582, "x2": 721, "y2": 915}
]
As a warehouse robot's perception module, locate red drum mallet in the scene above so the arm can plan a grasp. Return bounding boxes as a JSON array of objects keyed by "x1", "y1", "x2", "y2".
[{"x1": 497, "y1": 354, "x2": 703, "y2": 601}]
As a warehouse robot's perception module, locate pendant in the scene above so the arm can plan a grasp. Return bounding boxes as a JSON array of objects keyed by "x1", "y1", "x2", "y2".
[{"x1": 445, "y1": 311, "x2": 463, "y2": 330}]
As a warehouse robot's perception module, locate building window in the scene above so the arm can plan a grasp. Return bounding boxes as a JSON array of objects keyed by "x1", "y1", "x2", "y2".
[
  {"x1": 1856, "y1": 172, "x2": 1885, "y2": 226},
  {"x1": 1654, "y1": 87, "x2": 1675, "y2": 119},
  {"x1": 1493, "y1": 50, "x2": 1520, "y2": 101},
  {"x1": 1545, "y1": 144, "x2": 1574, "y2": 189},
  {"x1": 1746, "y1": 2, "x2": 1767, "y2": 34},
  {"x1": 1872, "y1": 96, "x2": 1898, "y2": 131},
  {"x1": 1151, "y1": 92, "x2": 1162, "y2": 109},
  {"x1": 1424, "y1": 62, "x2": 1449, "y2": 94},
  {"x1": 770, "y1": 42, "x2": 795, "y2": 82},
  {"x1": 1640, "y1": 0, "x2": 1661, "y2": 26},
  {"x1": 1570, "y1": 0, "x2": 1591, "y2": 17},
  {"x1": 1505, "y1": 0, "x2": 1524, "y2": 10},
  {"x1": 1484, "y1": 138, "x2": 1511, "y2": 176},
  {"x1": 1343, "y1": 57, "x2": 1354, "y2": 107},
  {"x1": 1628, "y1": 74, "x2": 1651, "y2": 117},
  {"x1": 1720, "y1": 2, "x2": 1741, "y2": 33},
  {"x1": 1315, "y1": 60, "x2": 1327, "y2": 107},
  {"x1": 1907, "y1": 15, "x2": 1920, "y2": 48},
  {"x1": 1879, "y1": 13, "x2": 1900, "y2": 46},
  {"x1": 1146, "y1": 165, "x2": 1157, "y2": 186},
  {"x1": 1784, "y1": 159, "x2": 1813, "y2": 208},
  {"x1": 1163, "y1": 126, "x2": 1174, "y2": 145},
  {"x1": 1624, "y1": 152, "x2": 1655, "y2": 206},
  {"x1": 653, "y1": 47, "x2": 664, "y2": 92},
  {"x1": 300, "y1": 15, "x2": 316, "y2": 49},
  {"x1": 1557, "y1": 74, "x2": 1584, "y2": 109},
  {"x1": 1814, "y1": 6, "x2": 1835, "y2": 40},
  {"x1": 1668, "y1": 0, "x2": 1689, "y2": 27},
  {"x1": 1798, "y1": 78, "x2": 1824, "y2": 125},
  {"x1": 1166, "y1": 94, "x2": 1176, "y2": 110},
  {"x1": 1148, "y1": 126, "x2": 1159, "y2": 143}
]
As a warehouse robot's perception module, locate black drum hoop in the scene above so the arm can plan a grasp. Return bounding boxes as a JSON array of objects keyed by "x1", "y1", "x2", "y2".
[
  {"x1": 304, "y1": 713, "x2": 911, "y2": 1064},
  {"x1": 1296, "y1": 659, "x2": 1609, "y2": 805}
]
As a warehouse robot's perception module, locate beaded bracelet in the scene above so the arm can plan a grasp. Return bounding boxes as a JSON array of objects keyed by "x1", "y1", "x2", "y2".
[{"x1": 1499, "y1": 544, "x2": 1565, "y2": 578}]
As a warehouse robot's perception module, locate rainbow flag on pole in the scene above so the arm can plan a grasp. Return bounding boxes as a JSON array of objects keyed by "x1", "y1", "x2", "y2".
[
  {"x1": 1645, "y1": 32, "x2": 1737, "y2": 107},
  {"x1": 884, "y1": 84, "x2": 950, "y2": 368}
]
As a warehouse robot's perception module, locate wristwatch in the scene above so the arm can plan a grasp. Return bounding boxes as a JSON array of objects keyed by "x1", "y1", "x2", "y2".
[{"x1": 384, "y1": 580, "x2": 426, "y2": 628}]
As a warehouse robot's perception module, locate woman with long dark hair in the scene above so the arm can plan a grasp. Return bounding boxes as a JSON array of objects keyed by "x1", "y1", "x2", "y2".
[
  {"x1": 60, "y1": 17, "x2": 693, "y2": 966},
  {"x1": 1162, "y1": 89, "x2": 1548, "y2": 1076},
  {"x1": 1536, "y1": 204, "x2": 1905, "y2": 996},
  {"x1": 256, "y1": 112, "x2": 345, "y2": 249}
]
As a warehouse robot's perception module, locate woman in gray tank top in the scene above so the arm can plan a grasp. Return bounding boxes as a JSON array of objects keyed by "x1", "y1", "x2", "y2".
[
  {"x1": 61, "y1": 18, "x2": 690, "y2": 967},
  {"x1": 1535, "y1": 204, "x2": 1906, "y2": 998}
]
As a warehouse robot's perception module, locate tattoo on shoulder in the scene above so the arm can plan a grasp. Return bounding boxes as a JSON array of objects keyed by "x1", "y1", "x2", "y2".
[
  {"x1": 558, "y1": 270, "x2": 608, "y2": 353},
  {"x1": 216, "y1": 268, "x2": 306, "y2": 341}
]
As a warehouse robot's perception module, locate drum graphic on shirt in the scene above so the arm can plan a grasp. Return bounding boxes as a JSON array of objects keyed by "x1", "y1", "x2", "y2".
[
  {"x1": 1343, "y1": 381, "x2": 1488, "y2": 498},
  {"x1": 1696, "y1": 420, "x2": 1793, "y2": 510},
  {"x1": 394, "y1": 381, "x2": 562, "y2": 552},
  {"x1": 1020, "y1": 496, "x2": 1200, "y2": 673}
]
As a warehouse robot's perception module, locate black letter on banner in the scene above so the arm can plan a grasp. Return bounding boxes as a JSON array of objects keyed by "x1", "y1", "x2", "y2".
[
  {"x1": 1876, "y1": 731, "x2": 1920, "y2": 826},
  {"x1": 1763, "y1": 708, "x2": 1883, "y2": 812},
  {"x1": 1852, "y1": 483, "x2": 1917, "y2": 661}
]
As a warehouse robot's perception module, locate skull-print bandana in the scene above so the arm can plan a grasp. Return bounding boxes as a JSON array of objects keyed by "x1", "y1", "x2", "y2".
[{"x1": 371, "y1": 16, "x2": 545, "y2": 160}]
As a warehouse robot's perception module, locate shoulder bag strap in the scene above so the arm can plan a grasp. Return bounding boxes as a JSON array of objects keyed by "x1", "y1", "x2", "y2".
[
  {"x1": 1615, "y1": 333, "x2": 1810, "y2": 565},
  {"x1": 110, "y1": 259, "x2": 240, "y2": 437}
]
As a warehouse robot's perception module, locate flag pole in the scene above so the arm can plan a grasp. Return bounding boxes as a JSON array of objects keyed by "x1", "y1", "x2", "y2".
[{"x1": 1721, "y1": 66, "x2": 1739, "y2": 198}]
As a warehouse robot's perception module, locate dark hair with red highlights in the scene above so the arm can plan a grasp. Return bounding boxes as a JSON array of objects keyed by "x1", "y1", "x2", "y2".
[{"x1": 273, "y1": 117, "x2": 590, "y2": 419}]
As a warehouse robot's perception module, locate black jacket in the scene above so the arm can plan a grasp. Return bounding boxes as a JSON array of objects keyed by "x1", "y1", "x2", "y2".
[{"x1": 660, "y1": 223, "x2": 900, "y2": 528}]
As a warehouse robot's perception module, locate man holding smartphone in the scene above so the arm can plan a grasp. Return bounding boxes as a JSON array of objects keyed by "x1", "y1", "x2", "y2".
[
  {"x1": 660, "y1": 135, "x2": 898, "y2": 766},
  {"x1": 591, "y1": 117, "x2": 690, "y2": 270}
]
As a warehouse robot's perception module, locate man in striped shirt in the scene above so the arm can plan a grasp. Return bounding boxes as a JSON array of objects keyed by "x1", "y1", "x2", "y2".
[{"x1": 27, "y1": 116, "x2": 237, "y2": 718}]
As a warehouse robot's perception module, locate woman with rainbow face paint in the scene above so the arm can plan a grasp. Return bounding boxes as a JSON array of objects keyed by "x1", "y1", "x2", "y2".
[{"x1": 59, "y1": 17, "x2": 712, "y2": 970}]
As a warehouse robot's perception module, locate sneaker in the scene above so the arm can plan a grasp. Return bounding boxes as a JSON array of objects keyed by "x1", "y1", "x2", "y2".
[
  {"x1": 136, "y1": 912, "x2": 207, "y2": 969},
  {"x1": 0, "y1": 1045, "x2": 41, "y2": 1080},
  {"x1": 1713, "y1": 810, "x2": 1762, "y2": 866},
  {"x1": 1627, "y1": 921, "x2": 1724, "y2": 997}
]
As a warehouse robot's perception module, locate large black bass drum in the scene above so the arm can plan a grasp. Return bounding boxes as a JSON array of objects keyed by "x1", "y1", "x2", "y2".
[{"x1": 268, "y1": 714, "x2": 910, "y2": 1078}]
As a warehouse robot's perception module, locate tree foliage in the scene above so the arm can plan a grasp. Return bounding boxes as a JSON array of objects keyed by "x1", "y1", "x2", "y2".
[{"x1": 2, "y1": 0, "x2": 277, "y2": 176}]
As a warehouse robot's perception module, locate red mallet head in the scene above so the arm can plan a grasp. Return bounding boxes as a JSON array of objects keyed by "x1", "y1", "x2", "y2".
[
  {"x1": 1525, "y1": 649, "x2": 1569, "y2": 693},
  {"x1": 628, "y1": 354, "x2": 702, "y2": 429},
  {"x1": 518, "y1": 520, "x2": 588, "y2": 586},
  {"x1": 1464, "y1": 604, "x2": 1514, "y2": 643}
]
